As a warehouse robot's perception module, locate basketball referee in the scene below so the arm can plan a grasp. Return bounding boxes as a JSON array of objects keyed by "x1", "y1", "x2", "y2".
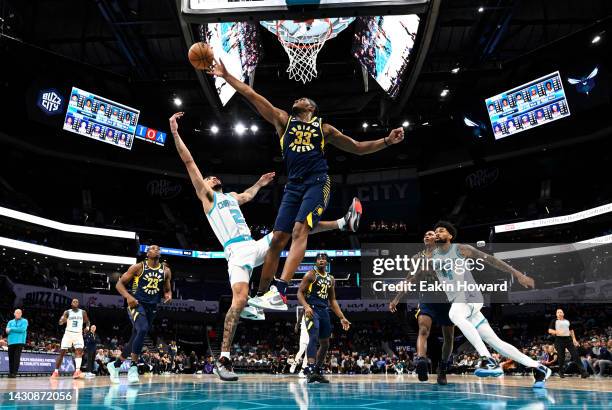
[{"x1": 548, "y1": 308, "x2": 589, "y2": 378}]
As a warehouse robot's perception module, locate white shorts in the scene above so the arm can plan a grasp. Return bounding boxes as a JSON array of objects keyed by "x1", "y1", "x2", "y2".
[
  {"x1": 225, "y1": 233, "x2": 272, "y2": 286},
  {"x1": 61, "y1": 331, "x2": 84, "y2": 350},
  {"x1": 450, "y1": 302, "x2": 488, "y2": 329},
  {"x1": 299, "y1": 318, "x2": 310, "y2": 346}
]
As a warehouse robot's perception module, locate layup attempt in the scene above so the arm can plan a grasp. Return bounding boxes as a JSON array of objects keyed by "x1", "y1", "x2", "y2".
[
  {"x1": 170, "y1": 112, "x2": 360, "y2": 381},
  {"x1": 389, "y1": 230, "x2": 454, "y2": 385},
  {"x1": 108, "y1": 244, "x2": 172, "y2": 384},
  {"x1": 50, "y1": 298, "x2": 90, "y2": 379},
  {"x1": 297, "y1": 253, "x2": 350, "y2": 383},
  {"x1": 430, "y1": 221, "x2": 551, "y2": 388},
  {"x1": 207, "y1": 59, "x2": 401, "y2": 312}
]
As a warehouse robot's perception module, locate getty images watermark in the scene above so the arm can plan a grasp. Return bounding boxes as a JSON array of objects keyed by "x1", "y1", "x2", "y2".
[{"x1": 360, "y1": 241, "x2": 612, "y2": 304}]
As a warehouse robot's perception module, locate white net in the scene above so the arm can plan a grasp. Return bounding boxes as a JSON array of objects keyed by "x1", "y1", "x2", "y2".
[{"x1": 275, "y1": 20, "x2": 332, "y2": 84}]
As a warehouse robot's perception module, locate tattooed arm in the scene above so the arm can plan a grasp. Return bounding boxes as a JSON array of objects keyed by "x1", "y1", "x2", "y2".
[{"x1": 458, "y1": 244, "x2": 535, "y2": 288}]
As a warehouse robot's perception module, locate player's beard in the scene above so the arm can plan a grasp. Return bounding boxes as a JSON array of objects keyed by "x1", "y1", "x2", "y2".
[
  {"x1": 212, "y1": 183, "x2": 223, "y2": 192},
  {"x1": 291, "y1": 105, "x2": 306, "y2": 116}
]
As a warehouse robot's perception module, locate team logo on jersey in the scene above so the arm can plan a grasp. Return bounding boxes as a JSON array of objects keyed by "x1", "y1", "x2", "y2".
[
  {"x1": 312, "y1": 122, "x2": 320, "y2": 127},
  {"x1": 142, "y1": 270, "x2": 163, "y2": 295},
  {"x1": 288, "y1": 123, "x2": 319, "y2": 153}
]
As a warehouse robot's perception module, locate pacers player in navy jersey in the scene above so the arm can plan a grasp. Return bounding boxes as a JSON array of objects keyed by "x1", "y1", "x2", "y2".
[
  {"x1": 208, "y1": 59, "x2": 403, "y2": 312},
  {"x1": 389, "y1": 230, "x2": 455, "y2": 385},
  {"x1": 297, "y1": 253, "x2": 350, "y2": 383},
  {"x1": 108, "y1": 244, "x2": 172, "y2": 384},
  {"x1": 170, "y1": 112, "x2": 359, "y2": 381}
]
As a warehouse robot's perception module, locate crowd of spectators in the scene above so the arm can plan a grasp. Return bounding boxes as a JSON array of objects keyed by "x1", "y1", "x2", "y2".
[{"x1": 368, "y1": 220, "x2": 408, "y2": 232}]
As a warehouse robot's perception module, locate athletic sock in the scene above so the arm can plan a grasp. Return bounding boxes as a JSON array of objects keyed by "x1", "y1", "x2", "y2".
[
  {"x1": 336, "y1": 217, "x2": 346, "y2": 230},
  {"x1": 256, "y1": 290, "x2": 266, "y2": 297},
  {"x1": 75, "y1": 357, "x2": 82, "y2": 370},
  {"x1": 274, "y1": 279, "x2": 288, "y2": 296},
  {"x1": 220, "y1": 352, "x2": 230, "y2": 360}
]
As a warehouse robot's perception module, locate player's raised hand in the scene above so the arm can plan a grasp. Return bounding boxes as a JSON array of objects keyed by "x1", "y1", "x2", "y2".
[
  {"x1": 517, "y1": 273, "x2": 535, "y2": 289},
  {"x1": 206, "y1": 58, "x2": 227, "y2": 78},
  {"x1": 386, "y1": 127, "x2": 404, "y2": 145},
  {"x1": 341, "y1": 318, "x2": 351, "y2": 331},
  {"x1": 257, "y1": 172, "x2": 276, "y2": 187},
  {"x1": 169, "y1": 112, "x2": 184, "y2": 134}
]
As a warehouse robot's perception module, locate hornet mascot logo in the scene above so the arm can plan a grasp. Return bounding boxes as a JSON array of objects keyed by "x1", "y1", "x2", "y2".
[{"x1": 567, "y1": 66, "x2": 598, "y2": 95}]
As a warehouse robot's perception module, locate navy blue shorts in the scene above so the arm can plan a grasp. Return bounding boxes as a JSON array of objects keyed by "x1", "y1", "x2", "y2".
[
  {"x1": 416, "y1": 303, "x2": 453, "y2": 327},
  {"x1": 127, "y1": 303, "x2": 157, "y2": 330},
  {"x1": 305, "y1": 305, "x2": 332, "y2": 339},
  {"x1": 274, "y1": 173, "x2": 331, "y2": 233}
]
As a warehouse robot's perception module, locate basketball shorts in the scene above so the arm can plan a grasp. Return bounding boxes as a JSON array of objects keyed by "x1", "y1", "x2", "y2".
[
  {"x1": 61, "y1": 331, "x2": 84, "y2": 350},
  {"x1": 416, "y1": 302, "x2": 454, "y2": 327},
  {"x1": 225, "y1": 233, "x2": 273, "y2": 286},
  {"x1": 449, "y1": 302, "x2": 488, "y2": 330},
  {"x1": 274, "y1": 173, "x2": 331, "y2": 233},
  {"x1": 299, "y1": 317, "x2": 310, "y2": 346},
  {"x1": 305, "y1": 305, "x2": 332, "y2": 340}
]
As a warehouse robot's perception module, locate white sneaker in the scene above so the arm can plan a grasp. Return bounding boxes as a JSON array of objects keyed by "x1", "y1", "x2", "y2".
[
  {"x1": 290, "y1": 364, "x2": 297, "y2": 374},
  {"x1": 107, "y1": 362, "x2": 120, "y2": 384},
  {"x1": 240, "y1": 305, "x2": 266, "y2": 320},
  {"x1": 127, "y1": 366, "x2": 139, "y2": 384},
  {"x1": 85, "y1": 372, "x2": 96, "y2": 379},
  {"x1": 298, "y1": 370, "x2": 306, "y2": 378},
  {"x1": 248, "y1": 286, "x2": 288, "y2": 311}
]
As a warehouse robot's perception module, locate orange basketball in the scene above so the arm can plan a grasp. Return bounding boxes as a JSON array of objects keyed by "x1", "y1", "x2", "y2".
[{"x1": 188, "y1": 42, "x2": 214, "y2": 71}]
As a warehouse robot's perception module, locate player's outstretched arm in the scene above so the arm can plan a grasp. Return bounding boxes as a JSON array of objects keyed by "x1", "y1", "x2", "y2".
[
  {"x1": 169, "y1": 112, "x2": 215, "y2": 206},
  {"x1": 458, "y1": 244, "x2": 535, "y2": 288},
  {"x1": 325, "y1": 124, "x2": 404, "y2": 155},
  {"x1": 329, "y1": 279, "x2": 351, "y2": 331},
  {"x1": 163, "y1": 263, "x2": 172, "y2": 304},
  {"x1": 207, "y1": 59, "x2": 289, "y2": 135},
  {"x1": 390, "y1": 253, "x2": 427, "y2": 312},
  {"x1": 59, "y1": 311, "x2": 68, "y2": 326},
  {"x1": 116, "y1": 263, "x2": 142, "y2": 308},
  {"x1": 230, "y1": 172, "x2": 275, "y2": 205},
  {"x1": 83, "y1": 311, "x2": 90, "y2": 330},
  {"x1": 297, "y1": 270, "x2": 316, "y2": 319}
]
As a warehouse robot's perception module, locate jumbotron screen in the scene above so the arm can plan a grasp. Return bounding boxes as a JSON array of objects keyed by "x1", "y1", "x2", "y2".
[
  {"x1": 485, "y1": 71, "x2": 571, "y2": 140},
  {"x1": 64, "y1": 87, "x2": 139, "y2": 150},
  {"x1": 352, "y1": 15, "x2": 420, "y2": 98}
]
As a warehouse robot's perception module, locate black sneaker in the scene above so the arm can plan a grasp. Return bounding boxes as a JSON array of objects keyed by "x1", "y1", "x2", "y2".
[
  {"x1": 415, "y1": 356, "x2": 429, "y2": 382},
  {"x1": 317, "y1": 368, "x2": 330, "y2": 384},
  {"x1": 581, "y1": 372, "x2": 590, "y2": 379},
  {"x1": 214, "y1": 357, "x2": 238, "y2": 382},
  {"x1": 436, "y1": 361, "x2": 448, "y2": 385},
  {"x1": 342, "y1": 197, "x2": 362, "y2": 232}
]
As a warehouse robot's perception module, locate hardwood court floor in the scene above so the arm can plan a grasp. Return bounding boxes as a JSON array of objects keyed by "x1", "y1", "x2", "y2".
[{"x1": 0, "y1": 373, "x2": 610, "y2": 409}]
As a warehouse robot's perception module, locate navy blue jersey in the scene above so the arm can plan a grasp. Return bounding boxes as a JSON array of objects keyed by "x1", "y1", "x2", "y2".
[
  {"x1": 280, "y1": 115, "x2": 328, "y2": 180},
  {"x1": 130, "y1": 261, "x2": 165, "y2": 305},
  {"x1": 306, "y1": 270, "x2": 333, "y2": 308}
]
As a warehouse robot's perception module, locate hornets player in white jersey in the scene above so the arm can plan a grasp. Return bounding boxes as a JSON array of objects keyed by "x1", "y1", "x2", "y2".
[
  {"x1": 430, "y1": 221, "x2": 551, "y2": 388},
  {"x1": 51, "y1": 298, "x2": 90, "y2": 379},
  {"x1": 170, "y1": 112, "x2": 360, "y2": 382},
  {"x1": 290, "y1": 307, "x2": 309, "y2": 377}
]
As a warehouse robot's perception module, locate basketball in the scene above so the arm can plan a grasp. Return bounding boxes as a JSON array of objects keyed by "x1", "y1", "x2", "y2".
[{"x1": 188, "y1": 42, "x2": 214, "y2": 71}]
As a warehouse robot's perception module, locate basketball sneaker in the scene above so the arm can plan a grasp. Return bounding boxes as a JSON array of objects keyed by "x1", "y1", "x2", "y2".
[
  {"x1": 415, "y1": 356, "x2": 428, "y2": 381},
  {"x1": 247, "y1": 286, "x2": 288, "y2": 311},
  {"x1": 240, "y1": 305, "x2": 265, "y2": 320},
  {"x1": 533, "y1": 365, "x2": 552, "y2": 389},
  {"x1": 72, "y1": 369, "x2": 82, "y2": 379},
  {"x1": 474, "y1": 356, "x2": 504, "y2": 378},
  {"x1": 107, "y1": 361, "x2": 120, "y2": 384},
  {"x1": 127, "y1": 365, "x2": 139, "y2": 384},
  {"x1": 214, "y1": 356, "x2": 239, "y2": 382},
  {"x1": 342, "y1": 197, "x2": 362, "y2": 232},
  {"x1": 50, "y1": 369, "x2": 59, "y2": 379},
  {"x1": 436, "y1": 360, "x2": 449, "y2": 385},
  {"x1": 298, "y1": 369, "x2": 306, "y2": 378}
]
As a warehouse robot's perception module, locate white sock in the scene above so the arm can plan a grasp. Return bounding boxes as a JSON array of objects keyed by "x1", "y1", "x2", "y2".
[
  {"x1": 478, "y1": 323, "x2": 540, "y2": 368},
  {"x1": 449, "y1": 303, "x2": 492, "y2": 358},
  {"x1": 336, "y1": 217, "x2": 346, "y2": 230},
  {"x1": 75, "y1": 357, "x2": 82, "y2": 370},
  {"x1": 220, "y1": 352, "x2": 230, "y2": 360}
]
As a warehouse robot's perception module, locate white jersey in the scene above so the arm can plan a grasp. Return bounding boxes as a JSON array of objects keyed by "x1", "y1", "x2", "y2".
[
  {"x1": 206, "y1": 191, "x2": 252, "y2": 250},
  {"x1": 65, "y1": 309, "x2": 84, "y2": 334},
  {"x1": 431, "y1": 244, "x2": 482, "y2": 304}
]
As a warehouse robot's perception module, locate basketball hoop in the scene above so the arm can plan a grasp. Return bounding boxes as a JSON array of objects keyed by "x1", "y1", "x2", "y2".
[{"x1": 261, "y1": 18, "x2": 354, "y2": 83}]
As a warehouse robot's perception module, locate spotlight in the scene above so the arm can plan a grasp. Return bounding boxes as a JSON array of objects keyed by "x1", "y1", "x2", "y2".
[
  {"x1": 235, "y1": 123, "x2": 246, "y2": 135},
  {"x1": 362, "y1": 122, "x2": 368, "y2": 129},
  {"x1": 173, "y1": 97, "x2": 182, "y2": 107},
  {"x1": 211, "y1": 125, "x2": 219, "y2": 134},
  {"x1": 402, "y1": 121, "x2": 409, "y2": 127},
  {"x1": 591, "y1": 35, "x2": 601, "y2": 44},
  {"x1": 451, "y1": 67, "x2": 460, "y2": 74},
  {"x1": 478, "y1": 6, "x2": 484, "y2": 12},
  {"x1": 250, "y1": 124, "x2": 259, "y2": 133},
  {"x1": 440, "y1": 89, "x2": 449, "y2": 97}
]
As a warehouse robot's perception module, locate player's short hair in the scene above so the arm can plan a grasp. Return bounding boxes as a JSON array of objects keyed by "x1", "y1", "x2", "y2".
[
  {"x1": 434, "y1": 220, "x2": 457, "y2": 240},
  {"x1": 316, "y1": 252, "x2": 328, "y2": 261}
]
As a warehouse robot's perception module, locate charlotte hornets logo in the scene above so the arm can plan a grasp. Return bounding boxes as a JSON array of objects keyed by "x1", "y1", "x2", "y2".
[
  {"x1": 288, "y1": 123, "x2": 319, "y2": 153},
  {"x1": 142, "y1": 269, "x2": 163, "y2": 295}
]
